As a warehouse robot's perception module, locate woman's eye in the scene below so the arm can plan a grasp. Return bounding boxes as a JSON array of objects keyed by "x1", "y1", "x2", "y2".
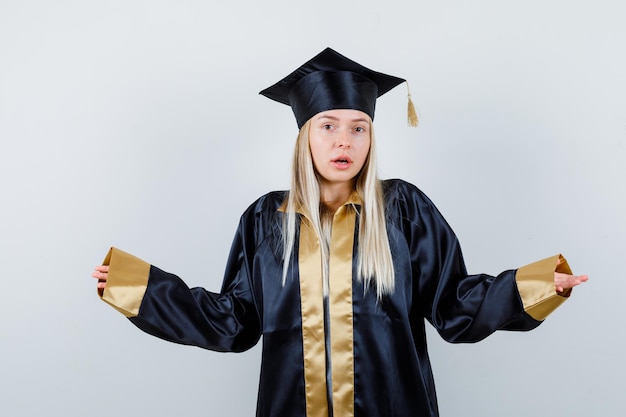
[
  {"x1": 323, "y1": 124, "x2": 333, "y2": 130},
  {"x1": 354, "y1": 126, "x2": 365, "y2": 133}
]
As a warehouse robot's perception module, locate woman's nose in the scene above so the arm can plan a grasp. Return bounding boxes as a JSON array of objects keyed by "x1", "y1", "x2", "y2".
[{"x1": 336, "y1": 130, "x2": 351, "y2": 148}]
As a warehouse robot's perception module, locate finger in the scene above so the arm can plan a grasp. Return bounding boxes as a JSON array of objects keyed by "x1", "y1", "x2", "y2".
[
  {"x1": 568, "y1": 274, "x2": 589, "y2": 286},
  {"x1": 94, "y1": 265, "x2": 109, "y2": 273},
  {"x1": 555, "y1": 273, "x2": 588, "y2": 290},
  {"x1": 91, "y1": 271, "x2": 108, "y2": 280}
]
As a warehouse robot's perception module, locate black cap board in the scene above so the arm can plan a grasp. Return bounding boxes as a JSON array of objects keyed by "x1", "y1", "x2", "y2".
[{"x1": 260, "y1": 48, "x2": 410, "y2": 128}]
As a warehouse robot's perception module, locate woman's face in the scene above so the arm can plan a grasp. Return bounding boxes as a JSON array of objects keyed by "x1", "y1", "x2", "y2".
[{"x1": 308, "y1": 109, "x2": 371, "y2": 189}]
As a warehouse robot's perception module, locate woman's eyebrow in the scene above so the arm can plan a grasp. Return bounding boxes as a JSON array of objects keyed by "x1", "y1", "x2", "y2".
[
  {"x1": 316, "y1": 115, "x2": 369, "y2": 123},
  {"x1": 316, "y1": 114, "x2": 340, "y2": 121}
]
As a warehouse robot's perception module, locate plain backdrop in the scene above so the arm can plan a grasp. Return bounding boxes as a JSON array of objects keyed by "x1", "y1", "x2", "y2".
[{"x1": 1, "y1": 1, "x2": 624, "y2": 416}]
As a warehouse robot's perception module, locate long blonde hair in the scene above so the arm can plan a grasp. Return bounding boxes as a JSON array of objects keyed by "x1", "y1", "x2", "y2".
[{"x1": 281, "y1": 118, "x2": 395, "y2": 299}]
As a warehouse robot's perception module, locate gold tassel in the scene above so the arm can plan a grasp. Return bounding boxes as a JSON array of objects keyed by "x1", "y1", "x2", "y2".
[
  {"x1": 406, "y1": 81, "x2": 419, "y2": 127},
  {"x1": 407, "y1": 94, "x2": 419, "y2": 127}
]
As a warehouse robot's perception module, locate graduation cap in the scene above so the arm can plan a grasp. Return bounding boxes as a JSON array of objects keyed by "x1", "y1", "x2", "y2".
[{"x1": 260, "y1": 47, "x2": 418, "y2": 128}]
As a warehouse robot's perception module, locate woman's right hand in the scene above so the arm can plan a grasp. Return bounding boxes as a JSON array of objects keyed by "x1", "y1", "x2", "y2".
[{"x1": 92, "y1": 265, "x2": 109, "y2": 296}]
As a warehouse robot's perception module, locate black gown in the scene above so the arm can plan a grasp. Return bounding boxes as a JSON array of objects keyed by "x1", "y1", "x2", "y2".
[{"x1": 100, "y1": 179, "x2": 572, "y2": 417}]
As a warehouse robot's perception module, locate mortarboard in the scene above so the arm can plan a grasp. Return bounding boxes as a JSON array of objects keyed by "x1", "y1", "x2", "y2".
[{"x1": 260, "y1": 47, "x2": 418, "y2": 128}]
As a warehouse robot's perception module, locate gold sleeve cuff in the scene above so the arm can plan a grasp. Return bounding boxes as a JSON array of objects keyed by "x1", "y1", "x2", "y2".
[
  {"x1": 515, "y1": 254, "x2": 573, "y2": 321},
  {"x1": 99, "y1": 247, "x2": 150, "y2": 318}
]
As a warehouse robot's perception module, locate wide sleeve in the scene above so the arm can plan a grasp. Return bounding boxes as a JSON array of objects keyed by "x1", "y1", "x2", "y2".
[
  {"x1": 99, "y1": 218, "x2": 262, "y2": 353},
  {"x1": 394, "y1": 181, "x2": 572, "y2": 343},
  {"x1": 515, "y1": 253, "x2": 572, "y2": 321}
]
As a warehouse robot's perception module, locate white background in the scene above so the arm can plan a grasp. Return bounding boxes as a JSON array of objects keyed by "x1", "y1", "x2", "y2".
[{"x1": 1, "y1": 1, "x2": 624, "y2": 416}]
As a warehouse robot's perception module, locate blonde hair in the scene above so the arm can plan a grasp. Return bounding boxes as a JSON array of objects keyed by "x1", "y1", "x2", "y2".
[{"x1": 281, "y1": 118, "x2": 395, "y2": 299}]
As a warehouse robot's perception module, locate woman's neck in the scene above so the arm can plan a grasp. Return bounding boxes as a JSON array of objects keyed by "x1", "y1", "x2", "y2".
[{"x1": 319, "y1": 180, "x2": 355, "y2": 213}]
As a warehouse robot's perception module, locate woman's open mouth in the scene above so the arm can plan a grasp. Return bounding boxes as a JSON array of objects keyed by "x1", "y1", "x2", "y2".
[{"x1": 331, "y1": 156, "x2": 353, "y2": 169}]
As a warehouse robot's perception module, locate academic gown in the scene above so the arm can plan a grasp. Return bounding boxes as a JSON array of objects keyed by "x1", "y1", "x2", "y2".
[{"x1": 100, "y1": 179, "x2": 573, "y2": 417}]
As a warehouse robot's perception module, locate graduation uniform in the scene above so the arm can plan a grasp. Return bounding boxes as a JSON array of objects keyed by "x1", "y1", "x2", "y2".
[
  {"x1": 99, "y1": 48, "x2": 575, "y2": 417},
  {"x1": 100, "y1": 180, "x2": 572, "y2": 417}
]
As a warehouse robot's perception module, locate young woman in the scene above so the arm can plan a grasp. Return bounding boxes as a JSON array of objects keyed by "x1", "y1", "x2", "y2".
[{"x1": 92, "y1": 48, "x2": 587, "y2": 417}]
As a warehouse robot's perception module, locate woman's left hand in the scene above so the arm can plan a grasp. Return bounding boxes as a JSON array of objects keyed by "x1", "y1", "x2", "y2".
[{"x1": 555, "y1": 272, "x2": 588, "y2": 293}]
